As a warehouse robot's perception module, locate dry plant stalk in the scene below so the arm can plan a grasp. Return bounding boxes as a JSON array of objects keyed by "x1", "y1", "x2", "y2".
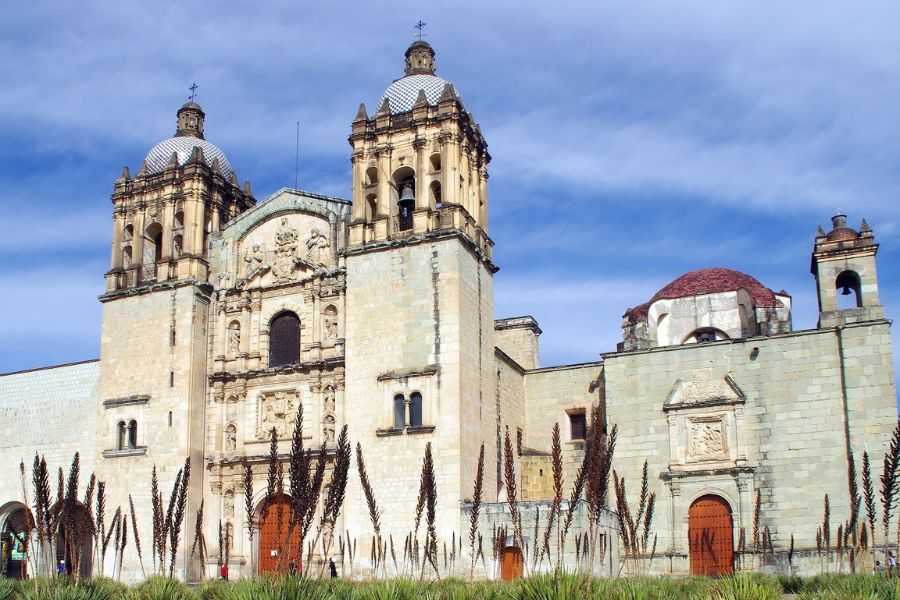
[
  {"x1": 418, "y1": 442, "x2": 440, "y2": 580},
  {"x1": 150, "y1": 465, "x2": 162, "y2": 573},
  {"x1": 503, "y1": 427, "x2": 527, "y2": 577},
  {"x1": 169, "y1": 457, "x2": 191, "y2": 577},
  {"x1": 612, "y1": 460, "x2": 656, "y2": 576},
  {"x1": 539, "y1": 424, "x2": 563, "y2": 571},
  {"x1": 823, "y1": 493, "x2": 831, "y2": 572},
  {"x1": 190, "y1": 499, "x2": 205, "y2": 578},
  {"x1": 243, "y1": 461, "x2": 253, "y2": 542},
  {"x1": 315, "y1": 425, "x2": 351, "y2": 576},
  {"x1": 881, "y1": 421, "x2": 900, "y2": 566},
  {"x1": 468, "y1": 443, "x2": 485, "y2": 579},
  {"x1": 356, "y1": 442, "x2": 382, "y2": 576},
  {"x1": 129, "y1": 494, "x2": 146, "y2": 578},
  {"x1": 862, "y1": 451, "x2": 877, "y2": 564}
]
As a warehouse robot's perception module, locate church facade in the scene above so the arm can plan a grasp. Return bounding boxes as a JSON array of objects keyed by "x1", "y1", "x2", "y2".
[{"x1": 0, "y1": 41, "x2": 896, "y2": 581}]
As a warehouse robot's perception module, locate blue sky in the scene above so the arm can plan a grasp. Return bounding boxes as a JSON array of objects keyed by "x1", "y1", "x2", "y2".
[{"x1": 0, "y1": 1, "x2": 898, "y2": 388}]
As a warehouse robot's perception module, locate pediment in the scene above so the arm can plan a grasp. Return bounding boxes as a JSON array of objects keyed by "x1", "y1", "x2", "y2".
[{"x1": 664, "y1": 371, "x2": 745, "y2": 412}]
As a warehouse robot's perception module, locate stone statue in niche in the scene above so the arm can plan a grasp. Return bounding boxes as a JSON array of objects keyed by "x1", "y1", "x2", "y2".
[
  {"x1": 173, "y1": 236, "x2": 182, "y2": 258},
  {"x1": 224, "y1": 490, "x2": 235, "y2": 517},
  {"x1": 224, "y1": 424, "x2": 237, "y2": 451},
  {"x1": 323, "y1": 386, "x2": 335, "y2": 413},
  {"x1": 306, "y1": 228, "x2": 329, "y2": 266},
  {"x1": 243, "y1": 242, "x2": 267, "y2": 277},
  {"x1": 259, "y1": 389, "x2": 299, "y2": 439},
  {"x1": 323, "y1": 415, "x2": 336, "y2": 443},
  {"x1": 272, "y1": 218, "x2": 301, "y2": 281},
  {"x1": 323, "y1": 306, "x2": 338, "y2": 339},
  {"x1": 228, "y1": 322, "x2": 241, "y2": 355},
  {"x1": 690, "y1": 419, "x2": 726, "y2": 458}
]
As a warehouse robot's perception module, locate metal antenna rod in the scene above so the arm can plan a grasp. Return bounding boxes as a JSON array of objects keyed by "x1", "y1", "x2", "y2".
[{"x1": 294, "y1": 121, "x2": 300, "y2": 190}]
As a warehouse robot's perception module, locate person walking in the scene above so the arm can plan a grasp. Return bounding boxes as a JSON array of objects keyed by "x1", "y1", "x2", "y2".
[
  {"x1": 220, "y1": 562, "x2": 229, "y2": 581},
  {"x1": 329, "y1": 557, "x2": 338, "y2": 578}
]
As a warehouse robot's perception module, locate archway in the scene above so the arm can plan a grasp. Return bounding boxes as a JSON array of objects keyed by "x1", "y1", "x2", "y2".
[
  {"x1": 52, "y1": 502, "x2": 94, "y2": 579},
  {"x1": 688, "y1": 494, "x2": 733, "y2": 576},
  {"x1": 257, "y1": 494, "x2": 301, "y2": 575},
  {"x1": 500, "y1": 546, "x2": 523, "y2": 580},
  {"x1": 2, "y1": 504, "x2": 32, "y2": 579}
]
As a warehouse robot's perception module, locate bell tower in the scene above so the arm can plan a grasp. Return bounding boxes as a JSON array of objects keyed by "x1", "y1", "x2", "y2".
[
  {"x1": 343, "y1": 40, "x2": 498, "y2": 544},
  {"x1": 811, "y1": 213, "x2": 884, "y2": 327},
  {"x1": 347, "y1": 40, "x2": 492, "y2": 254},
  {"x1": 95, "y1": 100, "x2": 254, "y2": 580}
]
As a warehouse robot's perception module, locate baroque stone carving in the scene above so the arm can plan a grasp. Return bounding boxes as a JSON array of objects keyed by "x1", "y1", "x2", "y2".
[
  {"x1": 323, "y1": 306, "x2": 338, "y2": 339},
  {"x1": 688, "y1": 417, "x2": 726, "y2": 460},
  {"x1": 227, "y1": 321, "x2": 241, "y2": 355},
  {"x1": 306, "y1": 228, "x2": 329, "y2": 266},
  {"x1": 323, "y1": 385, "x2": 336, "y2": 413},
  {"x1": 272, "y1": 218, "x2": 301, "y2": 282},
  {"x1": 323, "y1": 414, "x2": 336, "y2": 443},
  {"x1": 243, "y1": 241, "x2": 268, "y2": 279},
  {"x1": 224, "y1": 423, "x2": 237, "y2": 451},
  {"x1": 224, "y1": 489, "x2": 235, "y2": 517},
  {"x1": 258, "y1": 389, "x2": 299, "y2": 439}
]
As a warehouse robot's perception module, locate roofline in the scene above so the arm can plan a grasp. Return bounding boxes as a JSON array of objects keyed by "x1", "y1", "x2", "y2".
[{"x1": 0, "y1": 358, "x2": 100, "y2": 378}]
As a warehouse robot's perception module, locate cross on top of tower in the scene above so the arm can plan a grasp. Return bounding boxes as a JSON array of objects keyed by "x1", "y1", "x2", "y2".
[
  {"x1": 414, "y1": 20, "x2": 427, "y2": 40},
  {"x1": 189, "y1": 83, "x2": 199, "y2": 102}
]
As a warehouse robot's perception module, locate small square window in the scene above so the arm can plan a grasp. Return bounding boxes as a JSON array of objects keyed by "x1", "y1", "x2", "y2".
[{"x1": 569, "y1": 413, "x2": 587, "y2": 441}]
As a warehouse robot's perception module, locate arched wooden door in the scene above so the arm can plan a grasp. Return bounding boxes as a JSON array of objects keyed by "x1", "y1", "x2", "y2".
[
  {"x1": 258, "y1": 495, "x2": 302, "y2": 574},
  {"x1": 689, "y1": 495, "x2": 734, "y2": 576},
  {"x1": 500, "y1": 546, "x2": 524, "y2": 580}
]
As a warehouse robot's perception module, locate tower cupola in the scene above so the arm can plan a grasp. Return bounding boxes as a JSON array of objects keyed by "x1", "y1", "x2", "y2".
[
  {"x1": 405, "y1": 40, "x2": 436, "y2": 75},
  {"x1": 176, "y1": 101, "x2": 205, "y2": 139}
]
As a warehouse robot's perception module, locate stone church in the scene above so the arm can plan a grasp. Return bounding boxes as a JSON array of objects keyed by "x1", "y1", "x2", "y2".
[{"x1": 0, "y1": 40, "x2": 896, "y2": 580}]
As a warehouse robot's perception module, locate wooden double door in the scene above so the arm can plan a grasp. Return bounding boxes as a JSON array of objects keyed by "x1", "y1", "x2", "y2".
[
  {"x1": 688, "y1": 495, "x2": 734, "y2": 576},
  {"x1": 258, "y1": 495, "x2": 302, "y2": 574},
  {"x1": 500, "y1": 546, "x2": 523, "y2": 580}
]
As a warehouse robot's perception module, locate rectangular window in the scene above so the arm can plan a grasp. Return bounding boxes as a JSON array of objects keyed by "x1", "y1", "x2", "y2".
[{"x1": 569, "y1": 413, "x2": 587, "y2": 441}]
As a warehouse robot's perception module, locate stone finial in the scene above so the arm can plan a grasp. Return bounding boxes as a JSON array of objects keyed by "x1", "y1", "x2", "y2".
[
  {"x1": 412, "y1": 89, "x2": 429, "y2": 109},
  {"x1": 816, "y1": 225, "x2": 826, "y2": 237},
  {"x1": 860, "y1": 218, "x2": 872, "y2": 232},
  {"x1": 354, "y1": 103, "x2": 368, "y2": 121},
  {"x1": 243, "y1": 180, "x2": 252, "y2": 195},
  {"x1": 166, "y1": 152, "x2": 179, "y2": 169},
  {"x1": 188, "y1": 146, "x2": 204, "y2": 165},
  {"x1": 120, "y1": 166, "x2": 131, "y2": 180},
  {"x1": 438, "y1": 83, "x2": 456, "y2": 103},
  {"x1": 229, "y1": 171, "x2": 239, "y2": 186},
  {"x1": 404, "y1": 40, "x2": 436, "y2": 76},
  {"x1": 376, "y1": 97, "x2": 391, "y2": 116},
  {"x1": 136, "y1": 159, "x2": 149, "y2": 177},
  {"x1": 211, "y1": 158, "x2": 222, "y2": 174}
]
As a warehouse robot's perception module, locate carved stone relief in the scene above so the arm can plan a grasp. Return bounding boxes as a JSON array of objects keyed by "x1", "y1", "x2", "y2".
[
  {"x1": 306, "y1": 228, "x2": 329, "y2": 266},
  {"x1": 323, "y1": 306, "x2": 338, "y2": 340},
  {"x1": 323, "y1": 414, "x2": 336, "y2": 443},
  {"x1": 227, "y1": 321, "x2": 241, "y2": 355},
  {"x1": 258, "y1": 389, "x2": 299, "y2": 439},
  {"x1": 224, "y1": 489, "x2": 235, "y2": 518},
  {"x1": 272, "y1": 218, "x2": 301, "y2": 282},
  {"x1": 323, "y1": 385, "x2": 336, "y2": 413},
  {"x1": 224, "y1": 423, "x2": 237, "y2": 451},
  {"x1": 243, "y1": 242, "x2": 268, "y2": 279},
  {"x1": 688, "y1": 417, "x2": 727, "y2": 460}
]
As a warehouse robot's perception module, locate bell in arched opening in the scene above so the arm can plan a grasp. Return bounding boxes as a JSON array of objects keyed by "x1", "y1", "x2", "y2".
[{"x1": 398, "y1": 183, "x2": 415, "y2": 231}]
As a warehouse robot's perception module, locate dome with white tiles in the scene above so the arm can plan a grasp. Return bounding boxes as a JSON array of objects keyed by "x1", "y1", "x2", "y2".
[
  {"x1": 377, "y1": 40, "x2": 461, "y2": 115},
  {"x1": 141, "y1": 101, "x2": 234, "y2": 179}
]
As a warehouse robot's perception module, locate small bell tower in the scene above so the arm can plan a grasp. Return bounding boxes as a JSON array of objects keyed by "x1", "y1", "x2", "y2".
[{"x1": 811, "y1": 213, "x2": 884, "y2": 327}]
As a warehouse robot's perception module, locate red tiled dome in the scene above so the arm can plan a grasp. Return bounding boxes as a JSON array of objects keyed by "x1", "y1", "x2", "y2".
[
  {"x1": 625, "y1": 268, "x2": 780, "y2": 323},
  {"x1": 827, "y1": 227, "x2": 859, "y2": 241}
]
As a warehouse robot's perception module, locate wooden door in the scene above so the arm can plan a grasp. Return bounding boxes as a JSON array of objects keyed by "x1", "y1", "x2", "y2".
[
  {"x1": 258, "y1": 496, "x2": 301, "y2": 574},
  {"x1": 689, "y1": 495, "x2": 734, "y2": 576},
  {"x1": 500, "y1": 546, "x2": 523, "y2": 580}
]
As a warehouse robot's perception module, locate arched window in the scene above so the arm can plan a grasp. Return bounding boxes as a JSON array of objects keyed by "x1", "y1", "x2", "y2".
[
  {"x1": 393, "y1": 166, "x2": 416, "y2": 231},
  {"x1": 430, "y1": 181, "x2": 442, "y2": 208},
  {"x1": 365, "y1": 166, "x2": 379, "y2": 186},
  {"x1": 394, "y1": 394, "x2": 406, "y2": 429},
  {"x1": 409, "y1": 392, "x2": 423, "y2": 428},
  {"x1": 684, "y1": 328, "x2": 728, "y2": 345},
  {"x1": 173, "y1": 234, "x2": 183, "y2": 258},
  {"x1": 122, "y1": 245, "x2": 133, "y2": 268},
  {"x1": 127, "y1": 420, "x2": 137, "y2": 448},
  {"x1": 836, "y1": 270, "x2": 862, "y2": 309},
  {"x1": 144, "y1": 223, "x2": 163, "y2": 264},
  {"x1": 429, "y1": 153, "x2": 442, "y2": 172},
  {"x1": 123, "y1": 224, "x2": 134, "y2": 241},
  {"x1": 365, "y1": 194, "x2": 377, "y2": 221},
  {"x1": 269, "y1": 312, "x2": 301, "y2": 367},
  {"x1": 117, "y1": 421, "x2": 127, "y2": 450}
]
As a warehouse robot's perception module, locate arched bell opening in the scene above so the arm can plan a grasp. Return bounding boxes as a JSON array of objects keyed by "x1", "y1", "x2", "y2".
[
  {"x1": 392, "y1": 166, "x2": 416, "y2": 231},
  {"x1": 836, "y1": 270, "x2": 862, "y2": 309},
  {"x1": 429, "y1": 180, "x2": 442, "y2": 209}
]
